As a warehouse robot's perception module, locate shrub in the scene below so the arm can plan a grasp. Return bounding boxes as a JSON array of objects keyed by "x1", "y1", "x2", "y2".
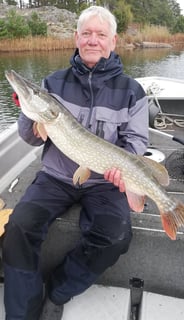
[
  {"x1": 0, "y1": 10, "x2": 47, "y2": 39},
  {"x1": 28, "y1": 12, "x2": 47, "y2": 36},
  {"x1": 172, "y1": 16, "x2": 184, "y2": 33},
  {"x1": 0, "y1": 19, "x2": 9, "y2": 39},
  {"x1": 5, "y1": 9, "x2": 30, "y2": 38}
]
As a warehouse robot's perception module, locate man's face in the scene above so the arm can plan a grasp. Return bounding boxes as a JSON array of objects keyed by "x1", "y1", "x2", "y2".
[{"x1": 75, "y1": 16, "x2": 117, "y2": 68}]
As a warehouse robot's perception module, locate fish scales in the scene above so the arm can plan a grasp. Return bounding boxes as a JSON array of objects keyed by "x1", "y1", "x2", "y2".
[{"x1": 5, "y1": 69, "x2": 184, "y2": 240}]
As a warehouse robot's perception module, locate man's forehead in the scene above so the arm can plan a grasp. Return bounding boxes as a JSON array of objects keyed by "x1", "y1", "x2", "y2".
[{"x1": 80, "y1": 17, "x2": 109, "y2": 31}]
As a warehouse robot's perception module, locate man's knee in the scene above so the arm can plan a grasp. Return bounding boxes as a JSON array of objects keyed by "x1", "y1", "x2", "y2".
[
  {"x1": 83, "y1": 212, "x2": 131, "y2": 245},
  {"x1": 8, "y1": 201, "x2": 49, "y2": 230},
  {"x1": 72, "y1": 229, "x2": 132, "y2": 275},
  {"x1": 94, "y1": 231, "x2": 132, "y2": 273},
  {"x1": 3, "y1": 202, "x2": 49, "y2": 270}
]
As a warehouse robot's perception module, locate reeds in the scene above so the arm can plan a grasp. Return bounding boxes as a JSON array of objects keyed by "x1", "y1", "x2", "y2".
[
  {"x1": 0, "y1": 25, "x2": 184, "y2": 52},
  {"x1": 121, "y1": 25, "x2": 184, "y2": 46},
  {"x1": 171, "y1": 32, "x2": 184, "y2": 44},
  {"x1": 0, "y1": 36, "x2": 75, "y2": 52},
  {"x1": 134, "y1": 25, "x2": 171, "y2": 43}
]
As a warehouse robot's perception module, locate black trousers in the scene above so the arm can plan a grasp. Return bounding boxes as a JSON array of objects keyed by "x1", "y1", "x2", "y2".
[{"x1": 2, "y1": 171, "x2": 132, "y2": 320}]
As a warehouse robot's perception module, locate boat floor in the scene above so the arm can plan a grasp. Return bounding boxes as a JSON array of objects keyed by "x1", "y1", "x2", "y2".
[{"x1": 0, "y1": 283, "x2": 184, "y2": 319}]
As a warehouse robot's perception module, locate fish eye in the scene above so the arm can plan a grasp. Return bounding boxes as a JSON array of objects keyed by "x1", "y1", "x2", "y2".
[{"x1": 33, "y1": 88, "x2": 39, "y2": 95}]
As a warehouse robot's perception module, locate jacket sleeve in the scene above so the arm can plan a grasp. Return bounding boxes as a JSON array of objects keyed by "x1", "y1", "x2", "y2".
[
  {"x1": 116, "y1": 94, "x2": 149, "y2": 155},
  {"x1": 17, "y1": 112, "x2": 44, "y2": 146}
]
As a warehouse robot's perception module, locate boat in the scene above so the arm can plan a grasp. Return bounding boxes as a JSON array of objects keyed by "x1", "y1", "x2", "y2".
[
  {"x1": 136, "y1": 76, "x2": 184, "y2": 131},
  {"x1": 0, "y1": 77, "x2": 184, "y2": 319},
  {"x1": 135, "y1": 76, "x2": 184, "y2": 113},
  {"x1": 136, "y1": 76, "x2": 184, "y2": 182}
]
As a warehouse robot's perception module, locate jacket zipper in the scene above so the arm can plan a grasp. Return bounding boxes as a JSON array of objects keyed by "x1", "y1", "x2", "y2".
[{"x1": 86, "y1": 71, "x2": 94, "y2": 129}]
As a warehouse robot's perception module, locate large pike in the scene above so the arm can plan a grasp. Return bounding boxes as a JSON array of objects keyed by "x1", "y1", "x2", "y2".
[{"x1": 5, "y1": 70, "x2": 184, "y2": 240}]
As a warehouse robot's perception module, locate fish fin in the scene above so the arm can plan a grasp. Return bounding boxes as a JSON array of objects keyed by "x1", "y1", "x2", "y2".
[
  {"x1": 0, "y1": 198, "x2": 5, "y2": 210},
  {"x1": 73, "y1": 166, "x2": 91, "y2": 185},
  {"x1": 37, "y1": 123, "x2": 48, "y2": 141},
  {"x1": 126, "y1": 190, "x2": 145, "y2": 213},
  {"x1": 160, "y1": 202, "x2": 184, "y2": 240},
  {"x1": 138, "y1": 155, "x2": 169, "y2": 186},
  {"x1": 0, "y1": 209, "x2": 13, "y2": 236}
]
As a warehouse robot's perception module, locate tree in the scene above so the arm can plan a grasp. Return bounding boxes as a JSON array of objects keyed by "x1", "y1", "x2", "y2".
[
  {"x1": 126, "y1": 0, "x2": 180, "y2": 30},
  {"x1": 0, "y1": 19, "x2": 9, "y2": 39},
  {"x1": 172, "y1": 15, "x2": 184, "y2": 33},
  {"x1": 1, "y1": 0, "x2": 184, "y2": 36},
  {"x1": 95, "y1": 0, "x2": 118, "y2": 11},
  {"x1": 168, "y1": 0, "x2": 181, "y2": 18},
  {"x1": 28, "y1": 12, "x2": 47, "y2": 36},
  {"x1": 5, "y1": 0, "x2": 17, "y2": 5},
  {"x1": 5, "y1": 9, "x2": 30, "y2": 38},
  {"x1": 113, "y1": 0, "x2": 133, "y2": 33},
  {"x1": 148, "y1": 0, "x2": 175, "y2": 29}
]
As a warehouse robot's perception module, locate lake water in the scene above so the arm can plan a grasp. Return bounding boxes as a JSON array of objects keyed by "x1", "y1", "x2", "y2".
[{"x1": 1, "y1": 46, "x2": 184, "y2": 133}]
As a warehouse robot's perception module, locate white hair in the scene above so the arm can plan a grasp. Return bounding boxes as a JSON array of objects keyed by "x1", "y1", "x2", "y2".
[{"x1": 77, "y1": 6, "x2": 117, "y2": 36}]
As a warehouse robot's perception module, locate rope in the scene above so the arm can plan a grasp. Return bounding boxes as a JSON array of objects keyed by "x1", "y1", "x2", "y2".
[
  {"x1": 154, "y1": 114, "x2": 184, "y2": 130},
  {"x1": 173, "y1": 119, "x2": 184, "y2": 128},
  {"x1": 146, "y1": 82, "x2": 184, "y2": 130},
  {"x1": 146, "y1": 83, "x2": 184, "y2": 182}
]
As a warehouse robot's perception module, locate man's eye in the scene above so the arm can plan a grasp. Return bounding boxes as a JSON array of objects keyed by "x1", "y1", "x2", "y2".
[
  {"x1": 99, "y1": 33, "x2": 106, "y2": 38},
  {"x1": 82, "y1": 32, "x2": 90, "y2": 37}
]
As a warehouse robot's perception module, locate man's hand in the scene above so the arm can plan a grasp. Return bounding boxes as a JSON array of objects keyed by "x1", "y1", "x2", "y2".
[
  {"x1": 33, "y1": 122, "x2": 48, "y2": 141},
  {"x1": 33, "y1": 122, "x2": 41, "y2": 138},
  {"x1": 104, "y1": 168, "x2": 126, "y2": 192}
]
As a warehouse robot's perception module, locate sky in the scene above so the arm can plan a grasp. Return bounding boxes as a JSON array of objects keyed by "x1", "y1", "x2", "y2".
[{"x1": 177, "y1": 0, "x2": 184, "y2": 14}]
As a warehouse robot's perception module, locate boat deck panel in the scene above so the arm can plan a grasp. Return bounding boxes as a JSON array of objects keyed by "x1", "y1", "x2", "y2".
[
  {"x1": 139, "y1": 291, "x2": 184, "y2": 320},
  {"x1": 1, "y1": 283, "x2": 184, "y2": 319},
  {"x1": 0, "y1": 284, "x2": 130, "y2": 320},
  {"x1": 63, "y1": 285, "x2": 130, "y2": 320},
  {"x1": 136, "y1": 76, "x2": 184, "y2": 99}
]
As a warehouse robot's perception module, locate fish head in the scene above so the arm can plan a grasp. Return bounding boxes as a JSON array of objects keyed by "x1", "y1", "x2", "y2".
[{"x1": 5, "y1": 70, "x2": 60, "y2": 123}]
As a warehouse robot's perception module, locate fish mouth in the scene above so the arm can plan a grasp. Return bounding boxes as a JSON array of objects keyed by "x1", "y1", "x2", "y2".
[
  {"x1": 5, "y1": 70, "x2": 14, "y2": 81},
  {"x1": 5, "y1": 70, "x2": 21, "y2": 87},
  {"x1": 5, "y1": 69, "x2": 34, "y2": 103},
  {"x1": 5, "y1": 70, "x2": 25, "y2": 84}
]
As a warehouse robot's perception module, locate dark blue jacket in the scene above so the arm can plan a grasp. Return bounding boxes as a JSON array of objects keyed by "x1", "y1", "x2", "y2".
[{"x1": 18, "y1": 50, "x2": 149, "y2": 186}]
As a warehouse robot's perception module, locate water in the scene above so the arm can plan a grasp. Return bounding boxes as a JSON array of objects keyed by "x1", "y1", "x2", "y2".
[
  {"x1": 0, "y1": 47, "x2": 184, "y2": 133},
  {"x1": 0, "y1": 50, "x2": 73, "y2": 132},
  {"x1": 122, "y1": 48, "x2": 184, "y2": 79}
]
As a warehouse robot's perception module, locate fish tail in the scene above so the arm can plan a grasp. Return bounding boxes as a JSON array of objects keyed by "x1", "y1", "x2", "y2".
[{"x1": 160, "y1": 202, "x2": 184, "y2": 240}]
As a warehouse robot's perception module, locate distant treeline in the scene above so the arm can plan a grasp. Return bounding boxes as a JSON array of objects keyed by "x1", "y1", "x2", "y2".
[{"x1": 0, "y1": 0, "x2": 184, "y2": 38}]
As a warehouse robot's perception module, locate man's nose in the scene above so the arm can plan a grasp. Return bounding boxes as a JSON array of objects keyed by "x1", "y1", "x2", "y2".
[{"x1": 88, "y1": 33, "x2": 98, "y2": 44}]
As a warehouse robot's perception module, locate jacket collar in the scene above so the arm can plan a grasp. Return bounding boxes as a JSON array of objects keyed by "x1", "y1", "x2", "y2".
[{"x1": 70, "y1": 49, "x2": 123, "y2": 79}]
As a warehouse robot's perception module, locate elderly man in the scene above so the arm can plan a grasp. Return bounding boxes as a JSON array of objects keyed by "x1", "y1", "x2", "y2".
[{"x1": 3, "y1": 5, "x2": 148, "y2": 320}]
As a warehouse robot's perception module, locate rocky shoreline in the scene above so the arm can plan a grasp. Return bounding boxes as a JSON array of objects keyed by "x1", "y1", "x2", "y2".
[
  {"x1": 0, "y1": 4, "x2": 174, "y2": 49},
  {"x1": 0, "y1": 4, "x2": 77, "y2": 39}
]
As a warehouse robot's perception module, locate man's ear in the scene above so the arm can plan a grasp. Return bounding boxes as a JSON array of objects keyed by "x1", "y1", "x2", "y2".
[{"x1": 74, "y1": 31, "x2": 79, "y2": 48}]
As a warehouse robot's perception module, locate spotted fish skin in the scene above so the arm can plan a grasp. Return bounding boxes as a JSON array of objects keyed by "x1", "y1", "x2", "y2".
[{"x1": 5, "y1": 69, "x2": 184, "y2": 240}]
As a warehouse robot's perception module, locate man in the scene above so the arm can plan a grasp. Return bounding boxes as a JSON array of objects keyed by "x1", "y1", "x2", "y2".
[{"x1": 3, "y1": 5, "x2": 148, "y2": 320}]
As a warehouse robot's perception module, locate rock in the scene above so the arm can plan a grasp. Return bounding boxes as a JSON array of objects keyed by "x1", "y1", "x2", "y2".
[
  {"x1": 0, "y1": 4, "x2": 77, "y2": 38},
  {"x1": 141, "y1": 41, "x2": 172, "y2": 48}
]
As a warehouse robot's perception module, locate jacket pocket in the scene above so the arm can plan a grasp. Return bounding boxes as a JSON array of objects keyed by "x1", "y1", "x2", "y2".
[{"x1": 92, "y1": 107, "x2": 129, "y2": 143}]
